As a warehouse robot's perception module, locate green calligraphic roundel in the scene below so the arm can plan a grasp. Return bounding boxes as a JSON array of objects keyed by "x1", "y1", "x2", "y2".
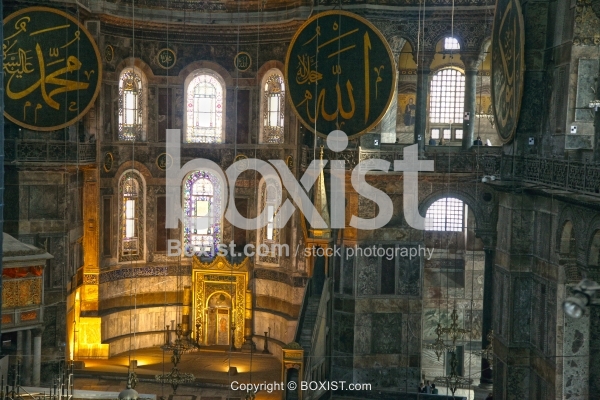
[
  {"x1": 285, "y1": 11, "x2": 396, "y2": 139},
  {"x1": 491, "y1": 0, "x2": 525, "y2": 144},
  {"x1": 3, "y1": 7, "x2": 102, "y2": 131}
]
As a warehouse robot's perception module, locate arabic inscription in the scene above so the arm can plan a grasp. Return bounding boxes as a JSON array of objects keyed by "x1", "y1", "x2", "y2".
[
  {"x1": 3, "y1": 7, "x2": 102, "y2": 131},
  {"x1": 491, "y1": 0, "x2": 524, "y2": 143},
  {"x1": 285, "y1": 11, "x2": 396, "y2": 139}
]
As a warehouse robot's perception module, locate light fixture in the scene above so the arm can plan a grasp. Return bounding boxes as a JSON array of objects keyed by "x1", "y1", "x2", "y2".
[
  {"x1": 481, "y1": 175, "x2": 496, "y2": 183},
  {"x1": 563, "y1": 279, "x2": 600, "y2": 318}
]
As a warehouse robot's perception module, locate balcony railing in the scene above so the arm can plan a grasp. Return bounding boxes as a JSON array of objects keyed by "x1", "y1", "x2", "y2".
[
  {"x1": 302, "y1": 145, "x2": 503, "y2": 176},
  {"x1": 5, "y1": 140, "x2": 96, "y2": 164},
  {"x1": 504, "y1": 156, "x2": 600, "y2": 196}
]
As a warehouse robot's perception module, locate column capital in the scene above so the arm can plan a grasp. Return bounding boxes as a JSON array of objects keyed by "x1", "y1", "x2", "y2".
[
  {"x1": 475, "y1": 229, "x2": 497, "y2": 249},
  {"x1": 32, "y1": 326, "x2": 45, "y2": 337},
  {"x1": 412, "y1": 52, "x2": 435, "y2": 72},
  {"x1": 462, "y1": 51, "x2": 487, "y2": 72}
]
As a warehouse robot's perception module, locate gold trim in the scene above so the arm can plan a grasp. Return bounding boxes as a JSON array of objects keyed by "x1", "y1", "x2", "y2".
[
  {"x1": 284, "y1": 10, "x2": 397, "y2": 140},
  {"x1": 234, "y1": 51, "x2": 252, "y2": 72},
  {"x1": 192, "y1": 255, "x2": 250, "y2": 348},
  {"x1": 156, "y1": 48, "x2": 177, "y2": 70},
  {"x1": 490, "y1": 0, "x2": 525, "y2": 144},
  {"x1": 3, "y1": 6, "x2": 103, "y2": 132},
  {"x1": 103, "y1": 152, "x2": 113, "y2": 172}
]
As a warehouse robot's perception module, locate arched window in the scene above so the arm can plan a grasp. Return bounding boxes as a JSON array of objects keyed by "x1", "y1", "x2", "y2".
[
  {"x1": 425, "y1": 197, "x2": 465, "y2": 232},
  {"x1": 119, "y1": 170, "x2": 145, "y2": 261},
  {"x1": 429, "y1": 68, "x2": 465, "y2": 125},
  {"x1": 183, "y1": 171, "x2": 221, "y2": 256},
  {"x1": 185, "y1": 71, "x2": 224, "y2": 143},
  {"x1": 118, "y1": 68, "x2": 145, "y2": 141},
  {"x1": 258, "y1": 178, "x2": 282, "y2": 265},
  {"x1": 261, "y1": 70, "x2": 285, "y2": 144},
  {"x1": 444, "y1": 37, "x2": 460, "y2": 50}
]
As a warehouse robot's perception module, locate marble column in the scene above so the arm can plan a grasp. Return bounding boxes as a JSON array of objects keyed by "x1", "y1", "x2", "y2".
[
  {"x1": 16, "y1": 330, "x2": 23, "y2": 359},
  {"x1": 462, "y1": 68, "x2": 478, "y2": 149},
  {"x1": 594, "y1": 76, "x2": 600, "y2": 161},
  {"x1": 380, "y1": 37, "x2": 406, "y2": 143},
  {"x1": 479, "y1": 246, "x2": 495, "y2": 388},
  {"x1": 413, "y1": 53, "x2": 433, "y2": 155},
  {"x1": 462, "y1": 49, "x2": 488, "y2": 150},
  {"x1": 380, "y1": 75, "x2": 399, "y2": 143},
  {"x1": 23, "y1": 330, "x2": 32, "y2": 385},
  {"x1": 33, "y1": 328, "x2": 43, "y2": 386}
]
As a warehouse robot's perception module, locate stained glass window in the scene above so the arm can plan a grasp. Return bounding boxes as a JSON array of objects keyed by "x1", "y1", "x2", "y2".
[
  {"x1": 429, "y1": 68, "x2": 465, "y2": 124},
  {"x1": 119, "y1": 69, "x2": 144, "y2": 141},
  {"x1": 119, "y1": 171, "x2": 145, "y2": 261},
  {"x1": 425, "y1": 197, "x2": 465, "y2": 232},
  {"x1": 258, "y1": 179, "x2": 281, "y2": 265},
  {"x1": 186, "y1": 72, "x2": 224, "y2": 143},
  {"x1": 261, "y1": 71, "x2": 285, "y2": 144},
  {"x1": 183, "y1": 171, "x2": 221, "y2": 256}
]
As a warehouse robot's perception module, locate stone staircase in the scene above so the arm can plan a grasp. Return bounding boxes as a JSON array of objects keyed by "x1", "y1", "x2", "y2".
[{"x1": 299, "y1": 296, "x2": 321, "y2": 354}]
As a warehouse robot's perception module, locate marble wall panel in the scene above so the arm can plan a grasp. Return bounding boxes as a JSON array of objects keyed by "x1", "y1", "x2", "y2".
[
  {"x1": 356, "y1": 255, "x2": 378, "y2": 296},
  {"x1": 589, "y1": 306, "x2": 600, "y2": 396},
  {"x1": 253, "y1": 279, "x2": 304, "y2": 305},
  {"x1": 254, "y1": 310, "x2": 296, "y2": 347},
  {"x1": 507, "y1": 366, "x2": 530, "y2": 400},
  {"x1": 397, "y1": 256, "x2": 421, "y2": 296},
  {"x1": 464, "y1": 270, "x2": 485, "y2": 300},
  {"x1": 333, "y1": 312, "x2": 355, "y2": 354},
  {"x1": 511, "y1": 209, "x2": 534, "y2": 255},
  {"x1": 562, "y1": 314, "x2": 590, "y2": 399},
  {"x1": 511, "y1": 276, "x2": 532, "y2": 345},
  {"x1": 101, "y1": 305, "x2": 179, "y2": 344},
  {"x1": 354, "y1": 314, "x2": 372, "y2": 355},
  {"x1": 372, "y1": 313, "x2": 403, "y2": 354},
  {"x1": 342, "y1": 254, "x2": 355, "y2": 295}
]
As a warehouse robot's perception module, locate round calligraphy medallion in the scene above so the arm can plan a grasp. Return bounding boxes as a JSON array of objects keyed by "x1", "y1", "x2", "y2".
[
  {"x1": 491, "y1": 0, "x2": 525, "y2": 143},
  {"x1": 285, "y1": 11, "x2": 396, "y2": 139},
  {"x1": 105, "y1": 45, "x2": 114, "y2": 63},
  {"x1": 103, "y1": 152, "x2": 113, "y2": 172},
  {"x1": 156, "y1": 48, "x2": 176, "y2": 70},
  {"x1": 3, "y1": 7, "x2": 102, "y2": 131},
  {"x1": 156, "y1": 153, "x2": 173, "y2": 171},
  {"x1": 234, "y1": 52, "x2": 252, "y2": 72},
  {"x1": 234, "y1": 154, "x2": 249, "y2": 172}
]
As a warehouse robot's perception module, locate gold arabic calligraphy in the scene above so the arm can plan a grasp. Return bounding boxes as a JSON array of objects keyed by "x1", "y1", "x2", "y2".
[
  {"x1": 3, "y1": 9, "x2": 98, "y2": 128},
  {"x1": 294, "y1": 22, "x2": 380, "y2": 125}
]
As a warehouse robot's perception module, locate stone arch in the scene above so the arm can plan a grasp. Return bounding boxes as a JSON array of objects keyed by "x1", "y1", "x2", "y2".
[
  {"x1": 114, "y1": 57, "x2": 156, "y2": 81},
  {"x1": 256, "y1": 60, "x2": 285, "y2": 85},
  {"x1": 419, "y1": 188, "x2": 487, "y2": 232},
  {"x1": 432, "y1": 32, "x2": 466, "y2": 53},
  {"x1": 557, "y1": 218, "x2": 580, "y2": 284},
  {"x1": 179, "y1": 60, "x2": 234, "y2": 87},
  {"x1": 113, "y1": 160, "x2": 153, "y2": 187},
  {"x1": 418, "y1": 188, "x2": 491, "y2": 250}
]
